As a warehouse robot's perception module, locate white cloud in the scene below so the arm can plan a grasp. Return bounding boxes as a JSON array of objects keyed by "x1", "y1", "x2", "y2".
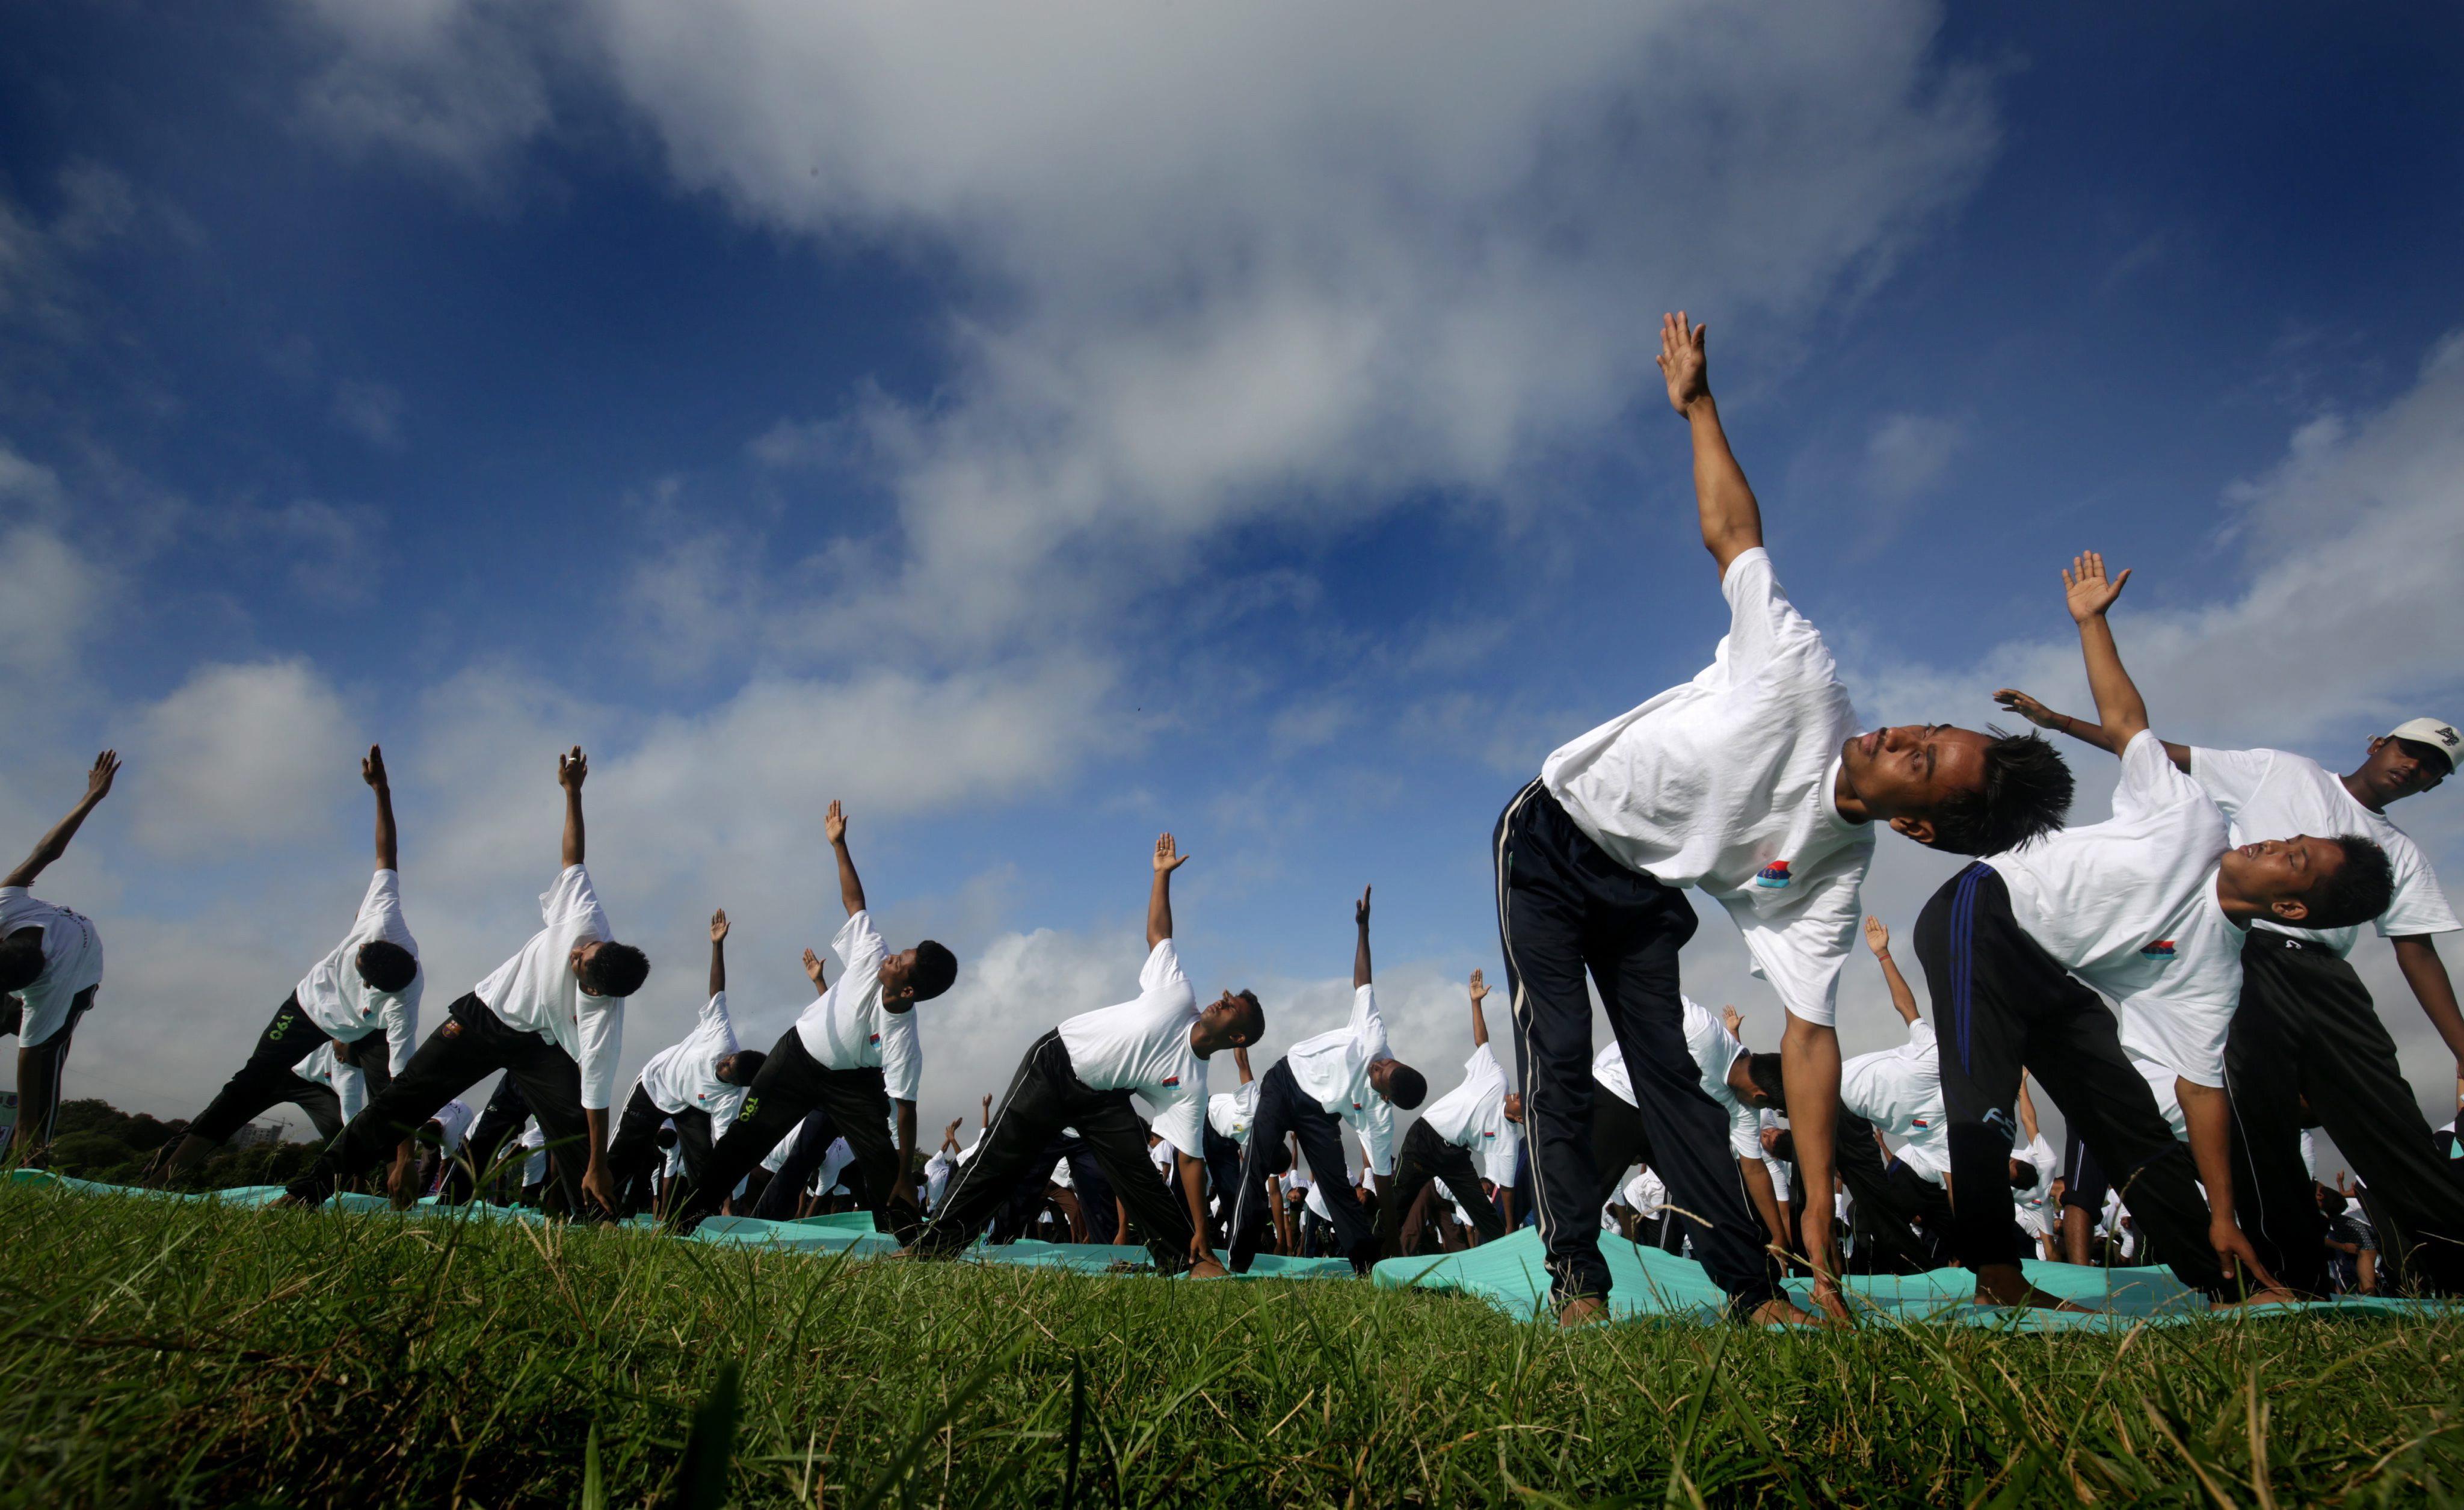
[
  {"x1": 331, "y1": 378, "x2": 405, "y2": 447},
  {"x1": 1861, "y1": 411, "x2": 1962, "y2": 503},
  {"x1": 292, "y1": 0, "x2": 552, "y2": 182},
  {"x1": 297, "y1": 0, "x2": 1998, "y2": 663},
  {"x1": 127, "y1": 661, "x2": 360, "y2": 857},
  {"x1": 0, "y1": 524, "x2": 108, "y2": 679}
]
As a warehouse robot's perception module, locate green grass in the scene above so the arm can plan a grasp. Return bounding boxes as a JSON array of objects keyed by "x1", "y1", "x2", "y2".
[{"x1": 4, "y1": 1184, "x2": 2463, "y2": 1507}]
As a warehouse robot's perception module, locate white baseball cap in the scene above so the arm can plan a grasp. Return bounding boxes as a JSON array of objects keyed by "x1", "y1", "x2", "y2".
[{"x1": 2386, "y1": 718, "x2": 2463, "y2": 774}]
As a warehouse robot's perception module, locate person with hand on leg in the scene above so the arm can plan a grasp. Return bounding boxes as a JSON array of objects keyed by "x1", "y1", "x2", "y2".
[{"x1": 0, "y1": 750, "x2": 119, "y2": 1166}]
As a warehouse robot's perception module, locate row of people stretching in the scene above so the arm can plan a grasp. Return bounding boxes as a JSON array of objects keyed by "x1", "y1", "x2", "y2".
[{"x1": 8, "y1": 312, "x2": 2459, "y2": 1318}]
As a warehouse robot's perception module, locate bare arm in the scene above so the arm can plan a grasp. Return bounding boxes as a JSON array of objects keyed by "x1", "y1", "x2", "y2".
[
  {"x1": 2394, "y1": 935, "x2": 2464, "y2": 1069},
  {"x1": 822, "y1": 800, "x2": 864, "y2": 917},
  {"x1": 708, "y1": 909, "x2": 728, "y2": 998},
  {"x1": 2179, "y1": 1079, "x2": 2279, "y2": 1292},
  {"x1": 5, "y1": 751, "x2": 119, "y2": 890},
  {"x1": 2016, "y1": 1074, "x2": 2040, "y2": 1143},
  {"x1": 1354, "y1": 886, "x2": 1372, "y2": 988},
  {"x1": 1177, "y1": 1151, "x2": 1216, "y2": 1267},
  {"x1": 1656, "y1": 313, "x2": 1763, "y2": 576},
  {"x1": 1992, "y1": 689, "x2": 2191, "y2": 769},
  {"x1": 557, "y1": 747, "x2": 587, "y2": 867},
  {"x1": 1467, "y1": 969, "x2": 1491, "y2": 1049},
  {"x1": 2062, "y1": 553, "x2": 2149, "y2": 747},
  {"x1": 1864, "y1": 918, "x2": 1921, "y2": 1027},
  {"x1": 1148, "y1": 833, "x2": 1186, "y2": 947},
  {"x1": 363, "y1": 745, "x2": 398, "y2": 873},
  {"x1": 1739, "y1": 1156, "x2": 1788, "y2": 1261}
]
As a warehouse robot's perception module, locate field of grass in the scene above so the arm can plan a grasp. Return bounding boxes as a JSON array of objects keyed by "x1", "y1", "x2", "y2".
[{"x1": 4, "y1": 1182, "x2": 2463, "y2": 1507}]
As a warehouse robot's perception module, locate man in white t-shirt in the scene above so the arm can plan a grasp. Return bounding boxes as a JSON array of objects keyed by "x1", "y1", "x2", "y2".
[
  {"x1": 916, "y1": 834, "x2": 1260, "y2": 1275},
  {"x1": 164, "y1": 747, "x2": 424, "y2": 1184},
  {"x1": 1805, "y1": 916, "x2": 1953, "y2": 1274},
  {"x1": 1998, "y1": 692, "x2": 2464, "y2": 1295},
  {"x1": 1227, "y1": 887, "x2": 1426, "y2": 1275},
  {"x1": 287, "y1": 747, "x2": 653, "y2": 1214},
  {"x1": 1380, "y1": 969, "x2": 1524, "y2": 1256},
  {"x1": 1496, "y1": 318, "x2": 2078, "y2": 1325},
  {"x1": 673, "y1": 801, "x2": 956, "y2": 1237},
  {"x1": 1201, "y1": 1046, "x2": 1260, "y2": 1243},
  {"x1": 1913, "y1": 555, "x2": 2393, "y2": 1308},
  {"x1": 1587, "y1": 998, "x2": 1789, "y2": 1262},
  {"x1": 605, "y1": 910, "x2": 762, "y2": 1216},
  {"x1": 0, "y1": 749, "x2": 119, "y2": 1164}
]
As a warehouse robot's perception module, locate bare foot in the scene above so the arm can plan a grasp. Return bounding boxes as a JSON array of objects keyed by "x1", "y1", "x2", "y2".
[
  {"x1": 1810, "y1": 1283, "x2": 1853, "y2": 1323},
  {"x1": 1973, "y1": 1265, "x2": 2094, "y2": 1313},
  {"x1": 1187, "y1": 1257, "x2": 1228, "y2": 1280},
  {"x1": 1557, "y1": 1294, "x2": 1610, "y2": 1328},
  {"x1": 2211, "y1": 1287, "x2": 2300, "y2": 1310},
  {"x1": 1749, "y1": 1296, "x2": 1820, "y2": 1327}
]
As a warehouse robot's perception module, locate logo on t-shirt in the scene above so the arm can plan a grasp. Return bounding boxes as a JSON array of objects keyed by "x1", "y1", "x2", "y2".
[
  {"x1": 1909, "y1": 1117, "x2": 1929, "y2": 1129},
  {"x1": 867, "y1": 1032, "x2": 881, "y2": 1045},
  {"x1": 1755, "y1": 861, "x2": 1793, "y2": 890},
  {"x1": 1160, "y1": 1075, "x2": 1180, "y2": 1087},
  {"x1": 2140, "y1": 939, "x2": 2178, "y2": 961}
]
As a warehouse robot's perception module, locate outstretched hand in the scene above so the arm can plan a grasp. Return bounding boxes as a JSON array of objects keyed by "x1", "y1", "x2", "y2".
[
  {"x1": 85, "y1": 749, "x2": 121, "y2": 803},
  {"x1": 1991, "y1": 689, "x2": 2062, "y2": 731},
  {"x1": 1863, "y1": 916, "x2": 1891, "y2": 957},
  {"x1": 802, "y1": 948, "x2": 826, "y2": 990},
  {"x1": 1656, "y1": 311, "x2": 1708, "y2": 413},
  {"x1": 558, "y1": 745, "x2": 588, "y2": 790},
  {"x1": 1467, "y1": 969, "x2": 1488, "y2": 1005},
  {"x1": 1154, "y1": 832, "x2": 1189, "y2": 874},
  {"x1": 1355, "y1": 884, "x2": 1372, "y2": 927},
  {"x1": 361, "y1": 744, "x2": 389, "y2": 789},
  {"x1": 710, "y1": 908, "x2": 730, "y2": 944},
  {"x1": 1720, "y1": 1003, "x2": 1743, "y2": 1038},
  {"x1": 2062, "y1": 551, "x2": 2131, "y2": 623},
  {"x1": 824, "y1": 799, "x2": 846, "y2": 846}
]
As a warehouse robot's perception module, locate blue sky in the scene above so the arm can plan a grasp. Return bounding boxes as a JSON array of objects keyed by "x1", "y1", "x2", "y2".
[{"x1": 4, "y1": 2, "x2": 2461, "y2": 1162}]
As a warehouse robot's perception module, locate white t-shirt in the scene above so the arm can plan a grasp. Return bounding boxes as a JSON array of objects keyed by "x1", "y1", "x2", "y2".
[
  {"x1": 1284, "y1": 984, "x2": 1400, "y2": 1174},
  {"x1": 518, "y1": 1118, "x2": 548, "y2": 1185},
  {"x1": 430, "y1": 1097, "x2": 475, "y2": 1153},
  {"x1": 636, "y1": 991, "x2": 746, "y2": 1138},
  {"x1": 2013, "y1": 1132, "x2": 2060, "y2": 1235},
  {"x1": 1758, "y1": 1109, "x2": 1793, "y2": 1201},
  {"x1": 1148, "y1": 1138, "x2": 1176, "y2": 1177},
  {"x1": 1989, "y1": 730, "x2": 2244, "y2": 1088},
  {"x1": 1541, "y1": 548, "x2": 1873, "y2": 1027},
  {"x1": 291, "y1": 1042, "x2": 366, "y2": 1125},
  {"x1": 810, "y1": 1137, "x2": 855, "y2": 1197},
  {"x1": 923, "y1": 1150, "x2": 955, "y2": 1210},
  {"x1": 1894, "y1": 1135, "x2": 1948, "y2": 1186},
  {"x1": 1420, "y1": 1043, "x2": 1521, "y2": 1184},
  {"x1": 1840, "y1": 1018, "x2": 1947, "y2": 1172},
  {"x1": 792, "y1": 911, "x2": 921, "y2": 1102},
  {"x1": 2190, "y1": 746, "x2": 2460, "y2": 954},
  {"x1": 474, "y1": 865, "x2": 624, "y2": 1109},
  {"x1": 1624, "y1": 1167, "x2": 1667, "y2": 1216},
  {"x1": 1207, "y1": 1079, "x2": 1260, "y2": 1144},
  {"x1": 1590, "y1": 997, "x2": 1759, "y2": 1159},
  {"x1": 760, "y1": 1119, "x2": 812, "y2": 1175},
  {"x1": 294, "y1": 869, "x2": 423, "y2": 1072},
  {"x1": 0, "y1": 886, "x2": 103, "y2": 1044},
  {"x1": 1057, "y1": 939, "x2": 1209, "y2": 1154}
]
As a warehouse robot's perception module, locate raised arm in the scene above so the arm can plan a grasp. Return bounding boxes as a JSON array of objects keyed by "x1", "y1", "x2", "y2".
[
  {"x1": 1657, "y1": 313, "x2": 1763, "y2": 576},
  {"x1": 1994, "y1": 688, "x2": 2190, "y2": 770},
  {"x1": 5, "y1": 750, "x2": 119, "y2": 890},
  {"x1": 708, "y1": 908, "x2": 728, "y2": 997},
  {"x1": 557, "y1": 746, "x2": 587, "y2": 867},
  {"x1": 1353, "y1": 885, "x2": 1372, "y2": 989},
  {"x1": 2016, "y1": 1074, "x2": 2040, "y2": 1142},
  {"x1": 1148, "y1": 832, "x2": 1186, "y2": 948},
  {"x1": 1864, "y1": 917, "x2": 1923, "y2": 1027},
  {"x1": 2061, "y1": 553, "x2": 2149, "y2": 748},
  {"x1": 363, "y1": 745, "x2": 398, "y2": 873},
  {"x1": 2393, "y1": 935, "x2": 2464, "y2": 1073},
  {"x1": 822, "y1": 800, "x2": 865, "y2": 917}
]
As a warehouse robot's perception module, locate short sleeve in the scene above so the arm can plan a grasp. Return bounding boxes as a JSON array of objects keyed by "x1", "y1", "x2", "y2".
[
  {"x1": 2113, "y1": 730, "x2": 2203, "y2": 821},
  {"x1": 1718, "y1": 547, "x2": 1828, "y2": 682},
  {"x1": 2378, "y1": 847, "x2": 2462, "y2": 938},
  {"x1": 2188, "y1": 747, "x2": 2275, "y2": 819},
  {"x1": 1904, "y1": 1018, "x2": 1936, "y2": 1059},
  {"x1": 1139, "y1": 939, "x2": 1191, "y2": 1001},
  {"x1": 833, "y1": 910, "x2": 887, "y2": 970},
  {"x1": 360, "y1": 869, "x2": 402, "y2": 926},
  {"x1": 1151, "y1": 1086, "x2": 1204, "y2": 1154},
  {"x1": 1725, "y1": 1098, "x2": 1762, "y2": 1160}
]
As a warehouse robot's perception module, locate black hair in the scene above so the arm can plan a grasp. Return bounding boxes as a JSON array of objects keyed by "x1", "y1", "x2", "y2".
[
  {"x1": 911, "y1": 940, "x2": 958, "y2": 1001},
  {"x1": 656, "y1": 1125, "x2": 679, "y2": 1148},
  {"x1": 1230, "y1": 988, "x2": 1266, "y2": 1046},
  {"x1": 725, "y1": 1049, "x2": 767, "y2": 1086},
  {"x1": 356, "y1": 939, "x2": 419, "y2": 994},
  {"x1": 1766, "y1": 1129, "x2": 1798, "y2": 1162},
  {"x1": 579, "y1": 941, "x2": 651, "y2": 998},
  {"x1": 2303, "y1": 835, "x2": 2397, "y2": 930},
  {"x1": 1386, "y1": 1062, "x2": 1428, "y2": 1111},
  {"x1": 1922, "y1": 727, "x2": 2075, "y2": 857},
  {"x1": 0, "y1": 934, "x2": 43, "y2": 995},
  {"x1": 1745, "y1": 1052, "x2": 1786, "y2": 1111},
  {"x1": 2009, "y1": 1159, "x2": 2043, "y2": 1191}
]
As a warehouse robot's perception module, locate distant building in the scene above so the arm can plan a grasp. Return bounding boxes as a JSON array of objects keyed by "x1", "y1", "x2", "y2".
[{"x1": 229, "y1": 1121, "x2": 289, "y2": 1149}]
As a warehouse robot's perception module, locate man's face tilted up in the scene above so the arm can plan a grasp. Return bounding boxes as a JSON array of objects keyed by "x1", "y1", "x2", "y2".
[
  {"x1": 1836, "y1": 724, "x2": 1992, "y2": 841},
  {"x1": 2217, "y1": 834, "x2": 2351, "y2": 923}
]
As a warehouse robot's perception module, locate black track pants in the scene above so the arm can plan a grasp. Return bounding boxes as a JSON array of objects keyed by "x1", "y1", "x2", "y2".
[
  {"x1": 1494, "y1": 779, "x2": 1780, "y2": 1316},
  {"x1": 290, "y1": 991, "x2": 590, "y2": 1212},
  {"x1": 442, "y1": 1073, "x2": 532, "y2": 1204},
  {"x1": 2226, "y1": 934, "x2": 2464, "y2": 1295},
  {"x1": 913, "y1": 1031, "x2": 1197, "y2": 1272},
  {"x1": 1914, "y1": 863, "x2": 2225, "y2": 1293},
  {"x1": 1378, "y1": 1117, "x2": 1508, "y2": 1257},
  {"x1": 605, "y1": 1085, "x2": 714, "y2": 1218},
  {"x1": 1831, "y1": 1109, "x2": 1947, "y2": 1274},
  {"x1": 678, "y1": 1026, "x2": 915, "y2": 1240},
  {"x1": 1228, "y1": 1059, "x2": 1377, "y2": 1274}
]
